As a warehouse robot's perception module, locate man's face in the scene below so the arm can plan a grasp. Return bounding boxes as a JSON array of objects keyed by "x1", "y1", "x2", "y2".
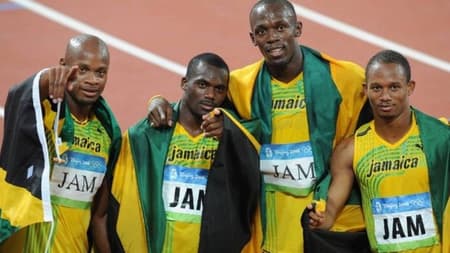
[
  {"x1": 365, "y1": 62, "x2": 415, "y2": 121},
  {"x1": 249, "y1": 3, "x2": 301, "y2": 67},
  {"x1": 63, "y1": 45, "x2": 109, "y2": 106},
  {"x1": 182, "y1": 61, "x2": 228, "y2": 118}
]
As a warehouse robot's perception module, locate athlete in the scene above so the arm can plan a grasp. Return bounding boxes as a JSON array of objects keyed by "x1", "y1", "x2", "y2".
[
  {"x1": 108, "y1": 53, "x2": 261, "y2": 253},
  {"x1": 0, "y1": 34, "x2": 121, "y2": 252},
  {"x1": 147, "y1": 0, "x2": 371, "y2": 251},
  {"x1": 308, "y1": 49, "x2": 450, "y2": 252}
]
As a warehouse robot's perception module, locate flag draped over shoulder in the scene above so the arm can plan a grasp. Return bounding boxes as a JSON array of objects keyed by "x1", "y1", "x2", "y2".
[
  {"x1": 0, "y1": 71, "x2": 121, "y2": 243},
  {"x1": 414, "y1": 108, "x2": 450, "y2": 250},
  {"x1": 108, "y1": 103, "x2": 261, "y2": 253},
  {"x1": 229, "y1": 46, "x2": 369, "y2": 243},
  {"x1": 0, "y1": 72, "x2": 51, "y2": 242},
  {"x1": 229, "y1": 45, "x2": 367, "y2": 200}
]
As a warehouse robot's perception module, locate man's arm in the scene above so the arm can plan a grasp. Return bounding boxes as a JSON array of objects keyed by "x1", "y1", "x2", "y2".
[
  {"x1": 90, "y1": 180, "x2": 111, "y2": 253},
  {"x1": 308, "y1": 136, "x2": 356, "y2": 229},
  {"x1": 147, "y1": 95, "x2": 174, "y2": 127}
]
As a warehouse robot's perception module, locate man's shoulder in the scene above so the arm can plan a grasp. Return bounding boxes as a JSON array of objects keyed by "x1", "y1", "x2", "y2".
[
  {"x1": 324, "y1": 54, "x2": 364, "y2": 76},
  {"x1": 303, "y1": 45, "x2": 362, "y2": 73},
  {"x1": 221, "y1": 109, "x2": 261, "y2": 151},
  {"x1": 7, "y1": 73, "x2": 39, "y2": 97},
  {"x1": 302, "y1": 45, "x2": 364, "y2": 86},
  {"x1": 230, "y1": 60, "x2": 263, "y2": 78},
  {"x1": 414, "y1": 108, "x2": 450, "y2": 131},
  {"x1": 228, "y1": 61, "x2": 264, "y2": 112}
]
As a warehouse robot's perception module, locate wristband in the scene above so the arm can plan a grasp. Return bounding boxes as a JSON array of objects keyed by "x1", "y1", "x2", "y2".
[{"x1": 147, "y1": 94, "x2": 163, "y2": 106}]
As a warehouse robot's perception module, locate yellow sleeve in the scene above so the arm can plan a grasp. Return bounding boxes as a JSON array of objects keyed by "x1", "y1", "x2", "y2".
[{"x1": 229, "y1": 61, "x2": 263, "y2": 120}]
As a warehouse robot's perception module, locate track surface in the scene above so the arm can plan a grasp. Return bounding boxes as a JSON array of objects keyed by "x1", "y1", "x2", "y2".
[{"x1": 1, "y1": 0, "x2": 449, "y2": 147}]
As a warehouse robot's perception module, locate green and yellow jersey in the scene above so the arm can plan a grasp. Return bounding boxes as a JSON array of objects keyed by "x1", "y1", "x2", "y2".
[
  {"x1": 260, "y1": 73, "x2": 315, "y2": 252},
  {"x1": 354, "y1": 116, "x2": 441, "y2": 252},
  {"x1": 162, "y1": 123, "x2": 219, "y2": 253}
]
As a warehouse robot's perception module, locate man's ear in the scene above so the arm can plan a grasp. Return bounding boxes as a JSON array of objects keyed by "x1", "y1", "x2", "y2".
[
  {"x1": 249, "y1": 32, "x2": 257, "y2": 46},
  {"x1": 407, "y1": 80, "x2": 416, "y2": 96},
  {"x1": 295, "y1": 21, "x2": 303, "y2": 37},
  {"x1": 362, "y1": 83, "x2": 368, "y2": 96},
  {"x1": 59, "y1": 58, "x2": 65, "y2": 66},
  {"x1": 181, "y1": 77, "x2": 188, "y2": 90}
]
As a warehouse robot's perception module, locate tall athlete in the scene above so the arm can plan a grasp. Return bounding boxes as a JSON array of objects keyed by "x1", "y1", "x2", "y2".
[{"x1": 147, "y1": 1, "x2": 372, "y2": 251}]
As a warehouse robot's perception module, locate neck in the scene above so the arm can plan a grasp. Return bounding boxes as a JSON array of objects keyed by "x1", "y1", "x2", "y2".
[
  {"x1": 66, "y1": 97, "x2": 93, "y2": 124},
  {"x1": 178, "y1": 102, "x2": 203, "y2": 136},
  {"x1": 71, "y1": 113, "x2": 90, "y2": 125},
  {"x1": 267, "y1": 46, "x2": 303, "y2": 83},
  {"x1": 374, "y1": 110, "x2": 412, "y2": 144}
]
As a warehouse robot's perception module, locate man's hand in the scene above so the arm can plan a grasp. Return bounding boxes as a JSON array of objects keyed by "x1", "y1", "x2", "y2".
[
  {"x1": 201, "y1": 108, "x2": 223, "y2": 139},
  {"x1": 307, "y1": 202, "x2": 334, "y2": 230},
  {"x1": 147, "y1": 95, "x2": 173, "y2": 127},
  {"x1": 41, "y1": 65, "x2": 78, "y2": 103}
]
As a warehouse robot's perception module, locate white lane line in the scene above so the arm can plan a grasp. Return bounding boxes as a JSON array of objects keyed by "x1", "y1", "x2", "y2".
[
  {"x1": 0, "y1": 2, "x2": 22, "y2": 11},
  {"x1": 11, "y1": 0, "x2": 187, "y2": 76},
  {"x1": 9, "y1": 0, "x2": 450, "y2": 76},
  {"x1": 293, "y1": 3, "x2": 450, "y2": 73}
]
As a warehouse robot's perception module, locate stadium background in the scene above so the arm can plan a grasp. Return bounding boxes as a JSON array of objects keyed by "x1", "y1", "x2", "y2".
[{"x1": 1, "y1": 0, "x2": 449, "y2": 146}]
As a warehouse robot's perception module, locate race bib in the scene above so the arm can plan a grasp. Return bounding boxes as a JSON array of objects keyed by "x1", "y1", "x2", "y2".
[
  {"x1": 162, "y1": 165, "x2": 208, "y2": 223},
  {"x1": 260, "y1": 142, "x2": 315, "y2": 196},
  {"x1": 50, "y1": 151, "x2": 106, "y2": 209},
  {"x1": 372, "y1": 192, "x2": 439, "y2": 252}
]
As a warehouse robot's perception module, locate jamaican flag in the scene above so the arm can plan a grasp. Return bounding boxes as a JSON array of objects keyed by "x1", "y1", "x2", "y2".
[
  {"x1": 414, "y1": 108, "x2": 450, "y2": 251},
  {"x1": 107, "y1": 103, "x2": 261, "y2": 253},
  {"x1": 0, "y1": 71, "x2": 53, "y2": 243},
  {"x1": 0, "y1": 71, "x2": 121, "y2": 244}
]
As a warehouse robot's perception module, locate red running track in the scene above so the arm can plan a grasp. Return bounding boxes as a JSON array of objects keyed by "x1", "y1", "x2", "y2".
[{"x1": 1, "y1": 0, "x2": 449, "y2": 146}]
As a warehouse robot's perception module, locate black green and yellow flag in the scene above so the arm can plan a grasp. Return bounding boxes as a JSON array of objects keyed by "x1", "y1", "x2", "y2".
[{"x1": 0, "y1": 71, "x2": 121, "y2": 245}]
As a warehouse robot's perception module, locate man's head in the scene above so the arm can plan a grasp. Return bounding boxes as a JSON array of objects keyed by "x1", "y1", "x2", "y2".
[
  {"x1": 181, "y1": 52, "x2": 229, "y2": 119},
  {"x1": 60, "y1": 34, "x2": 110, "y2": 106},
  {"x1": 249, "y1": 0, "x2": 302, "y2": 68},
  {"x1": 364, "y1": 50, "x2": 415, "y2": 121}
]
